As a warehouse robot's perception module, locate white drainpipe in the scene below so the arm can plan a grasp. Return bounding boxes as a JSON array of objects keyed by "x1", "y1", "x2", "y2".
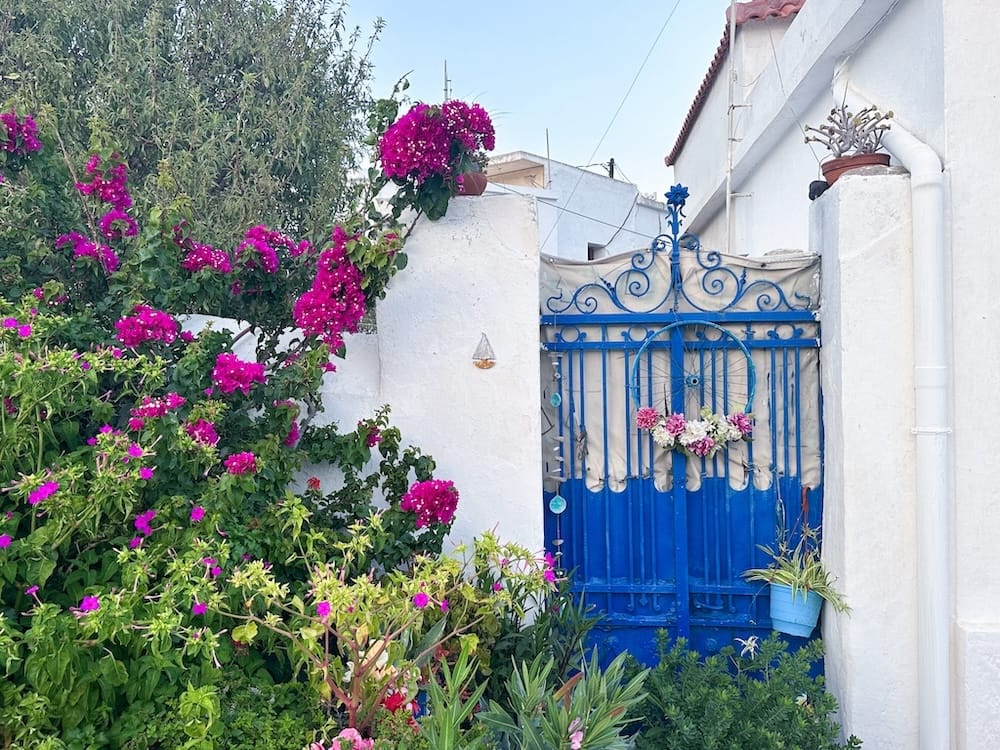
[{"x1": 833, "y1": 65, "x2": 951, "y2": 750}]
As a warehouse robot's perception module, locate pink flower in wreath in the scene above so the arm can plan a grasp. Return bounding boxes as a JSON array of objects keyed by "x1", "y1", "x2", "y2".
[
  {"x1": 634, "y1": 406, "x2": 661, "y2": 430},
  {"x1": 664, "y1": 412, "x2": 687, "y2": 436}
]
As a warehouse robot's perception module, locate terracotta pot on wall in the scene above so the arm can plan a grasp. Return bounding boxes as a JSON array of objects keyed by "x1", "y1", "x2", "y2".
[
  {"x1": 455, "y1": 170, "x2": 488, "y2": 196},
  {"x1": 820, "y1": 152, "x2": 891, "y2": 185}
]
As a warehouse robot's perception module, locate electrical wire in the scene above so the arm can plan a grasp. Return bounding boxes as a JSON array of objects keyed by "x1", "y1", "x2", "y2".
[{"x1": 539, "y1": 0, "x2": 684, "y2": 252}]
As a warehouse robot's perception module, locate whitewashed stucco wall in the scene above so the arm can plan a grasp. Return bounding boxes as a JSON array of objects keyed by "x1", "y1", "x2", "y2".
[
  {"x1": 314, "y1": 193, "x2": 544, "y2": 555},
  {"x1": 814, "y1": 171, "x2": 919, "y2": 750}
]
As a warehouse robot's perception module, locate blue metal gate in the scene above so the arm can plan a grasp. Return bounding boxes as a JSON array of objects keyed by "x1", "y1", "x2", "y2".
[{"x1": 540, "y1": 187, "x2": 823, "y2": 665}]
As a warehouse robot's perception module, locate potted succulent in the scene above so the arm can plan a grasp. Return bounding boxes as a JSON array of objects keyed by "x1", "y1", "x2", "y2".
[
  {"x1": 743, "y1": 516, "x2": 849, "y2": 637},
  {"x1": 804, "y1": 103, "x2": 893, "y2": 185}
]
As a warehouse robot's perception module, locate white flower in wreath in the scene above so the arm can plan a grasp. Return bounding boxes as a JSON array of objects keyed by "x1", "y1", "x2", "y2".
[
  {"x1": 651, "y1": 423, "x2": 675, "y2": 449},
  {"x1": 678, "y1": 418, "x2": 711, "y2": 446}
]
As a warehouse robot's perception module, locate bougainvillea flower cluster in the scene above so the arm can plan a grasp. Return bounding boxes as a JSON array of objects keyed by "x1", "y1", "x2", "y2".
[
  {"x1": 379, "y1": 99, "x2": 495, "y2": 185},
  {"x1": 55, "y1": 231, "x2": 121, "y2": 274},
  {"x1": 115, "y1": 304, "x2": 179, "y2": 347},
  {"x1": 212, "y1": 352, "x2": 266, "y2": 396},
  {"x1": 184, "y1": 418, "x2": 220, "y2": 446},
  {"x1": 234, "y1": 224, "x2": 308, "y2": 273},
  {"x1": 128, "y1": 392, "x2": 186, "y2": 430},
  {"x1": 76, "y1": 154, "x2": 133, "y2": 211},
  {"x1": 292, "y1": 225, "x2": 366, "y2": 352},
  {"x1": 1, "y1": 111, "x2": 42, "y2": 156},
  {"x1": 400, "y1": 479, "x2": 459, "y2": 528},
  {"x1": 224, "y1": 451, "x2": 258, "y2": 475}
]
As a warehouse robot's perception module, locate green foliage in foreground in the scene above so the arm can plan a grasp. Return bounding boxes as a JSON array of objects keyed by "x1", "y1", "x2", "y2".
[{"x1": 629, "y1": 633, "x2": 862, "y2": 749}]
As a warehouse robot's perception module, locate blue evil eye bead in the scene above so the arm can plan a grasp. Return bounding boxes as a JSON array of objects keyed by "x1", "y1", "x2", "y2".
[
  {"x1": 550, "y1": 393, "x2": 562, "y2": 407},
  {"x1": 549, "y1": 494, "x2": 567, "y2": 514}
]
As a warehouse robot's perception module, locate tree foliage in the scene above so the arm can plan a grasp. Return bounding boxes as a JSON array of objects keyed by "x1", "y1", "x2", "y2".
[{"x1": 0, "y1": 0, "x2": 381, "y2": 245}]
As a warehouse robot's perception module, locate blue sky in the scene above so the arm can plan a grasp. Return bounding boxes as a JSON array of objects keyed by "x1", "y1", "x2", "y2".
[{"x1": 348, "y1": 1, "x2": 734, "y2": 199}]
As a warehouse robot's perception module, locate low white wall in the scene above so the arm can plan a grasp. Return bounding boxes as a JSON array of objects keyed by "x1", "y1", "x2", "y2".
[
  {"x1": 814, "y1": 170, "x2": 918, "y2": 749},
  {"x1": 318, "y1": 193, "x2": 544, "y2": 554}
]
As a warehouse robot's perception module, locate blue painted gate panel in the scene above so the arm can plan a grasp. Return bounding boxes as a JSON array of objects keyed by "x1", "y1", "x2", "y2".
[{"x1": 540, "y1": 188, "x2": 823, "y2": 664}]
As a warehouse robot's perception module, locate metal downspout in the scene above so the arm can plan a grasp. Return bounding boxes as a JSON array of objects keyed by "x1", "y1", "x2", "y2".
[{"x1": 833, "y1": 67, "x2": 951, "y2": 750}]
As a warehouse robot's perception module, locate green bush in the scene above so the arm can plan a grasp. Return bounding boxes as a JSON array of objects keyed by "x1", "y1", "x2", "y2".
[{"x1": 629, "y1": 632, "x2": 862, "y2": 749}]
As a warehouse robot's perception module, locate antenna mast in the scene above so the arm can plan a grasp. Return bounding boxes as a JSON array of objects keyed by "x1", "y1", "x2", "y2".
[{"x1": 443, "y1": 60, "x2": 451, "y2": 100}]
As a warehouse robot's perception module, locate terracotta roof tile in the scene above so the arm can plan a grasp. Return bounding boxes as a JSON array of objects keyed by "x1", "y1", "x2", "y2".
[{"x1": 664, "y1": 0, "x2": 806, "y2": 166}]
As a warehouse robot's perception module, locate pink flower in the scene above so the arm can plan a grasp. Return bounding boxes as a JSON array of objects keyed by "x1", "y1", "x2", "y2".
[
  {"x1": 115, "y1": 304, "x2": 178, "y2": 347},
  {"x1": 185, "y1": 419, "x2": 220, "y2": 446},
  {"x1": 0, "y1": 534, "x2": 11, "y2": 548},
  {"x1": 139, "y1": 466, "x2": 154, "y2": 480},
  {"x1": 210, "y1": 566, "x2": 222, "y2": 578},
  {"x1": 635, "y1": 406, "x2": 661, "y2": 430},
  {"x1": 316, "y1": 600, "x2": 331, "y2": 621},
  {"x1": 400, "y1": 479, "x2": 459, "y2": 529},
  {"x1": 728, "y1": 411, "x2": 754, "y2": 437},
  {"x1": 17, "y1": 324, "x2": 31, "y2": 338},
  {"x1": 98, "y1": 207, "x2": 138, "y2": 239},
  {"x1": 440, "y1": 599, "x2": 449, "y2": 613},
  {"x1": 493, "y1": 581, "x2": 503, "y2": 592},
  {"x1": 25, "y1": 585, "x2": 39, "y2": 597},
  {"x1": 192, "y1": 602, "x2": 207, "y2": 616},
  {"x1": 292, "y1": 226, "x2": 366, "y2": 351},
  {"x1": 28, "y1": 480, "x2": 59, "y2": 506},
  {"x1": 664, "y1": 412, "x2": 687, "y2": 436},
  {"x1": 412, "y1": 592, "x2": 429, "y2": 609},
  {"x1": 129, "y1": 536, "x2": 142, "y2": 549},
  {"x1": 224, "y1": 451, "x2": 257, "y2": 475},
  {"x1": 75, "y1": 595, "x2": 100, "y2": 616},
  {"x1": 128, "y1": 417, "x2": 145, "y2": 431},
  {"x1": 212, "y1": 353, "x2": 266, "y2": 396},
  {"x1": 134, "y1": 509, "x2": 156, "y2": 536},
  {"x1": 569, "y1": 718, "x2": 584, "y2": 749},
  {"x1": 190, "y1": 506, "x2": 205, "y2": 523}
]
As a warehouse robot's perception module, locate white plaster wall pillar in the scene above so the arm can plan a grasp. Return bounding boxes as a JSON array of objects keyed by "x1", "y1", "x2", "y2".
[
  {"x1": 375, "y1": 193, "x2": 543, "y2": 553},
  {"x1": 813, "y1": 170, "x2": 919, "y2": 750}
]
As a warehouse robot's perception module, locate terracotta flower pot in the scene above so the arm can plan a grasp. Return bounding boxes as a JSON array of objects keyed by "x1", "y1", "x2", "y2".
[
  {"x1": 820, "y1": 152, "x2": 891, "y2": 185},
  {"x1": 455, "y1": 170, "x2": 488, "y2": 196}
]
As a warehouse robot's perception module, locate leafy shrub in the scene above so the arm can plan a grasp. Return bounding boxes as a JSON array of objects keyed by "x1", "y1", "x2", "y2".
[{"x1": 629, "y1": 632, "x2": 862, "y2": 749}]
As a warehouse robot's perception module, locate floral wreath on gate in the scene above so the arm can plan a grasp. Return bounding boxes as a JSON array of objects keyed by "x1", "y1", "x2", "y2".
[{"x1": 634, "y1": 405, "x2": 753, "y2": 459}]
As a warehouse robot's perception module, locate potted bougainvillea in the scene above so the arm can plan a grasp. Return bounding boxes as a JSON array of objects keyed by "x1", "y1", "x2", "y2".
[{"x1": 378, "y1": 99, "x2": 495, "y2": 220}]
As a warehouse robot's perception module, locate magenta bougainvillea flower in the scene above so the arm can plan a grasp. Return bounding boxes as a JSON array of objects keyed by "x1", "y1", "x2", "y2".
[
  {"x1": 224, "y1": 451, "x2": 257, "y2": 475},
  {"x1": 0, "y1": 534, "x2": 11, "y2": 549},
  {"x1": 1, "y1": 111, "x2": 42, "y2": 156},
  {"x1": 212, "y1": 353, "x2": 266, "y2": 396},
  {"x1": 190, "y1": 506, "x2": 205, "y2": 523},
  {"x1": 400, "y1": 479, "x2": 459, "y2": 529},
  {"x1": 115, "y1": 304, "x2": 178, "y2": 347},
  {"x1": 292, "y1": 226, "x2": 366, "y2": 353},
  {"x1": 412, "y1": 592, "x2": 429, "y2": 609},
  {"x1": 55, "y1": 232, "x2": 120, "y2": 274},
  {"x1": 185, "y1": 418, "x2": 220, "y2": 446},
  {"x1": 192, "y1": 602, "x2": 207, "y2": 616}
]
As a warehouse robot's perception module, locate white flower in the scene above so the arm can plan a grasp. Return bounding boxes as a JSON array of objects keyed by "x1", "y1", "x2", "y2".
[
  {"x1": 651, "y1": 424, "x2": 675, "y2": 449},
  {"x1": 678, "y1": 419, "x2": 710, "y2": 446},
  {"x1": 736, "y1": 635, "x2": 759, "y2": 658}
]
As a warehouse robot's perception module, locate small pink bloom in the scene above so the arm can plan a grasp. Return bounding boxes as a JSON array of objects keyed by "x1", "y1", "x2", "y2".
[
  {"x1": 412, "y1": 592, "x2": 429, "y2": 609},
  {"x1": 316, "y1": 600, "x2": 331, "y2": 621},
  {"x1": 192, "y1": 602, "x2": 207, "y2": 616},
  {"x1": 28, "y1": 480, "x2": 59, "y2": 506},
  {"x1": 16, "y1": 324, "x2": 31, "y2": 338},
  {"x1": 25, "y1": 585, "x2": 39, "y2": 597},
  {"x1": 190, "y1": 506, "x2": 205, "y2": 523},
  {"x1": 210, "y1": 566, "x2": 222, "y2": 578},
  {"x1": 129, "y1": 536, "x2": 142, "y2": 549},
  {"x1": 493, "y1": 581, "x2": 503, "y2": 592},
  {"x1": 139, "y1": 466, "x2": 154, "y2": 480},
  {"x1": 635, "y1": 406, "x2": 661, "y2": 430},
  {"x1": 79, "y1": 595, "x2": 100, "y2": 612},
  {"x1": 224, "y1": 451, "x2": 257, "y2": 475},
  {"x1": 440, "y1": 599, "x2": 449, "y2": 613},
  {"x1": 128, "y1": 417, "x2": 145, "y2": 431},
  {"x1": 0, "y1": 534, "x2": 11, "y2": 548}
]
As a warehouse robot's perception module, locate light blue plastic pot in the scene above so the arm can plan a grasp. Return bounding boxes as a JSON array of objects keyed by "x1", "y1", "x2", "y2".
[{"x1": 769, "y1": 582, "x2": 822, "y2": 638}]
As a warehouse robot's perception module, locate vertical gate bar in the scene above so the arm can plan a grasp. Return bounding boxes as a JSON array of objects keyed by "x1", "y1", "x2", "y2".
[
  {"x1": 723, "y1": 344, "x2": 734, "y2": 610},
  {"x1": 782, "y1": 347, "x2": 791, "y2": 490},
  {"x1": 644, "y1": 344, "x2": 654, "y2": 604},
  {"x1": 671, "y1": 327, "x2": 690, "y2": 637},
  {"x1": 624, "y1": 344, "x2": 635, "y2": 610},
  {"x1": 600, "y1": 331, "x2": 611, "y2": 588},
  {"x1": 794, "y1": 346, "x2": 802, "y2": 480},
  {"x1": 769, "y1": 345, "x2": 779, "y2": 478}
]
